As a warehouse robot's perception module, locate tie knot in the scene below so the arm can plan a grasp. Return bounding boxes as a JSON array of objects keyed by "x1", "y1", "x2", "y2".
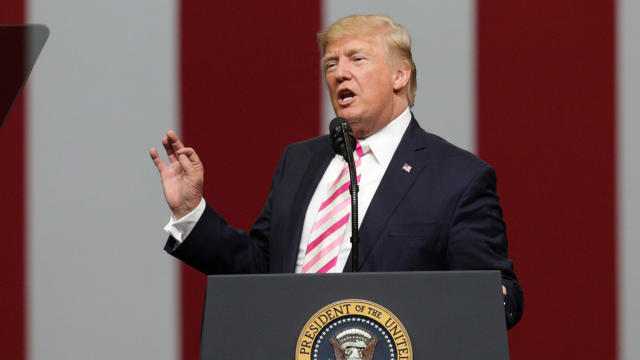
[{"x1": 354, "y1": 140, "x2": 371, "y2": 159}]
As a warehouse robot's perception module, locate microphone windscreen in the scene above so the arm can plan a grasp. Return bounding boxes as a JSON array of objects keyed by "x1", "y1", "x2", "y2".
[{"x1": 329, "y1": 117, "x2": 350, "y2": 155}]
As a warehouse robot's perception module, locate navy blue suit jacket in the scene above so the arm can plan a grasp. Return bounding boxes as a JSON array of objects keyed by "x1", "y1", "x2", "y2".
[{"x1": 165, "y1": 117, "x2": 523, "y2": 327}]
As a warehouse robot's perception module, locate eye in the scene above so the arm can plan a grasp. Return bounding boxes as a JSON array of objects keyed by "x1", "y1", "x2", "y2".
[
  {"x1": 325, "y1": 61, "x2": 337, "y2": 71},
  {"x1": 353, "y1": 55, "x2": 366, "y2": 63}
]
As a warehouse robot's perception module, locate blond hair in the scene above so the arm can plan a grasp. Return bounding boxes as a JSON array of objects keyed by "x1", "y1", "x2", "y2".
[{"x1": 317, "y1": 15, "x2": 417, "y2": 107}]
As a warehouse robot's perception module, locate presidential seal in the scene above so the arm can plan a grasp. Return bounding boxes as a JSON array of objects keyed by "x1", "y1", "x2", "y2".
[{"x1": 295, "y1": 299, "x2": 413, "y2": 360}]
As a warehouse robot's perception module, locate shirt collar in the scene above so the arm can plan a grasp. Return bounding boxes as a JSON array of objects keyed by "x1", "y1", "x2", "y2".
[{"x1": 360, "y1": 107, "x2": 412, "y2": 167}]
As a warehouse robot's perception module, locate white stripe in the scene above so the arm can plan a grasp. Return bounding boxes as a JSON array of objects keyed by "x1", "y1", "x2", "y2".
[
  {"x1": 321, "y1": 0, "x2": 475, "y2": 153},
  {"x1": 325, "y1": 172, "x2": 352, "y2": 202},
  {"x1": 27, "y1": 1, "x2": 179, "y2": 359},
  {"x1": 304, "y1": 237, "x2": 341, "y2": 273},
  {"x1": 619, "y1": 0, "x2": 640, "y2": 358},
  {"x1": 306, "y1": 256, "x2": 335, "y2": 273},
  {"x1": 304, "y1": 229, "x2": 343, "y2": 263},
  {"x1": 311, "y1": 197, "x2": 350, "y2": 238},
  {"x1": 317, "y1": 188, "x2": 350, "y2": 217}
]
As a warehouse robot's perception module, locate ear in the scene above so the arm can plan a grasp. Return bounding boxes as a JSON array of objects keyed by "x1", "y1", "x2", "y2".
[{"x1": 392, "y1": 60, "x2": 411, "y2": 91}]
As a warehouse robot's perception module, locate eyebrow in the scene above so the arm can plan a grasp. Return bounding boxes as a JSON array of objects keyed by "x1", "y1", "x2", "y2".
[
  {"x1": 321, "y1": 47, "x2": 371, "y2": 66},
  {"x1": 345, "y1": 47, "x2": 370, "y2": 56}
]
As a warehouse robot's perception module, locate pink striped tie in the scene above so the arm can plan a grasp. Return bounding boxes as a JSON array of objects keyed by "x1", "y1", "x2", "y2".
[{"x1": 301, "y1": 141, "x2": 371, "y2": 273}]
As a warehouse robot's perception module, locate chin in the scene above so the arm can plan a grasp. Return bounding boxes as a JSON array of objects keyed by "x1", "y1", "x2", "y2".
[
  {"x1": 351, "y1": 126, "x2": 370, "y2": 139},
  {"x1": 335, "y1": 107, "x2": 361, "y2": 121}
]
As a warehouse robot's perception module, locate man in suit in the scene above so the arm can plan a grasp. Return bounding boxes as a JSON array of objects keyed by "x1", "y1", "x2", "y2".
[{"x1": 150, "y1": 15, "x2": 523, "y2": 328}]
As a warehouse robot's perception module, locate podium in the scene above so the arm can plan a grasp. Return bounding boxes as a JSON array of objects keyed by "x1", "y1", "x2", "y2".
[{"x1": 200, "y1": 271, "x2": 509, "y2": 359}]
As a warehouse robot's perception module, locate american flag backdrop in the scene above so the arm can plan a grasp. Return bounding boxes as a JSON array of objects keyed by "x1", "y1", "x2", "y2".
[{"x1": 1, "y1": 1, "x2": 637, "y2": 359}]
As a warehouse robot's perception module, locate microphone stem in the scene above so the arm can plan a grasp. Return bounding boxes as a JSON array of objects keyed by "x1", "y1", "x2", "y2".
[{"x1": 341, "y1": 123, "x2": 359, "y2": 272}]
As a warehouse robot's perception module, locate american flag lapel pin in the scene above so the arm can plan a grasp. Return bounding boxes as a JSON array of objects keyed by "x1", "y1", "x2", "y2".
[{"x1": 402, "y1": 162, "x2": 412, "y2": 173}]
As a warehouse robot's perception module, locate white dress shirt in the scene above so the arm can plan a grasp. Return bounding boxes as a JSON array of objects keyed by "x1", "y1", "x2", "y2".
[{"x1": 165, "y1": 107, "x2": 413, "y2": 272}]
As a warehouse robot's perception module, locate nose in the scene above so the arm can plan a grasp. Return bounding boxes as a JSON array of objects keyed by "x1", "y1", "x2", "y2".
[{"x1": 335, "y1": 60, "x2": 352, "y2": 83}]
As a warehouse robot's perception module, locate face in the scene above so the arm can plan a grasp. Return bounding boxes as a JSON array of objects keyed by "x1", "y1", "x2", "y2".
[
  {"x1": 324, "y1": 33, "x2": 406, "y2": 139},
  {"x1": 344, "y1": 345, "x2": 364, "y2": 360}
]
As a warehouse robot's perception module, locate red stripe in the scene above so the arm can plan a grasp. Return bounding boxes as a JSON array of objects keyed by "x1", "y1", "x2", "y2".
[
  {"x1": 306, "y1": 213, "x2": 350, "y2": 254},
  {"x1": 319, "y1": 180, "x2": 349, "y2": 211},
  {"x1": 180, "y1": 1, "x2": 321, "y2": 359},
  {"x1": 317, "y1": 256, "x2": 338, "y2": 274},
  {"x1": 0, "y1": 3, "x2": 26, "y2": 360},
  {"x1": 355, "y1": 141, "x2": 363, "y2": 157},
  {"x1": 320, "y1": 175, "x2": 359, "y2": 211},
  {"x1": 477, "y1": 1, "x2": 616, "y2": 359}
]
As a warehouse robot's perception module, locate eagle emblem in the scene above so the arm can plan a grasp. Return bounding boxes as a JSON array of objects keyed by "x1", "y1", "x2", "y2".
[{"x1": 330, "y1": 327, "x2": 378, "y2": 360}]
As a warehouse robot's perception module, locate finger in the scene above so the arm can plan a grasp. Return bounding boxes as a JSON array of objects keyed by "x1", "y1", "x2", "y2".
[
  {"x1": 502, "y1": 286, "x2": 507, "y2": 296},
  {"x1": 149, "y1": 147, "x2": 167, "y2": 172},
  {"x1": 176, "y1": 147, "x2": 202, "y2": 165},
  {"x1": 162, "y1": 136, "x2": 178, "y2": 163},
  {"x1": 177, "y1": 153, "x2": 194, "y2": 173},
  {"x1": 166, "y1": 130, "x2": 186, "y2": 153}
]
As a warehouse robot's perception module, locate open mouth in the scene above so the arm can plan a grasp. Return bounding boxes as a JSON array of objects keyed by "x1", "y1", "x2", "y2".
[{"x1": 337, "y1": 89, "x2": 356, "y2": 105}]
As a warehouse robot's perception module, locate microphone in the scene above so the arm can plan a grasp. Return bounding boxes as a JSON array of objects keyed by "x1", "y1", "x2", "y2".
[
  {"x1": 328, "y1": 117, "x2": 360, "y2": 272},
  {"x1": 329, "y1": 117, "x2": 356, "y2": 160}
]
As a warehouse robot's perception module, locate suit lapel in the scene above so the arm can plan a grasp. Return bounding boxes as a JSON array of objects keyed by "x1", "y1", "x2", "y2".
[
  {"x1": 283, "y1": 141, "x2": 334, "y2": 272},
  {"x1": 344, "y1": 118, "x2": 428, "y2": 271}
]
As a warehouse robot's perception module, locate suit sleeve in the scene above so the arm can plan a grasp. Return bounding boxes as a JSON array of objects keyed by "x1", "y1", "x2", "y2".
[
  {"x1": 446, "y1": 164, "x2": 524, "y2": 329},
  {"x1": 162, "y1": 146, "x2": 288, "y2": 274}
]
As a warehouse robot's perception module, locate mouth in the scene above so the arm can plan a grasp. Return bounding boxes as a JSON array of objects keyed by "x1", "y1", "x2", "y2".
[{"x1": 337, "y1": 88, "x2": 356, "y2": 106}]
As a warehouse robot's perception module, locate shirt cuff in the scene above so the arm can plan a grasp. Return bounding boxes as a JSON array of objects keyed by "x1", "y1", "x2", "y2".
[{"x1": 163, "y1": 198, "x2": 206, "y2": 245}]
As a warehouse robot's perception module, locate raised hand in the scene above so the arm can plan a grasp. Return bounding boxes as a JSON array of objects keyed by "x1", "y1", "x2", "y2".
[{"x1": 150, "y1": 130, "x2": 204, "y2": 219}]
